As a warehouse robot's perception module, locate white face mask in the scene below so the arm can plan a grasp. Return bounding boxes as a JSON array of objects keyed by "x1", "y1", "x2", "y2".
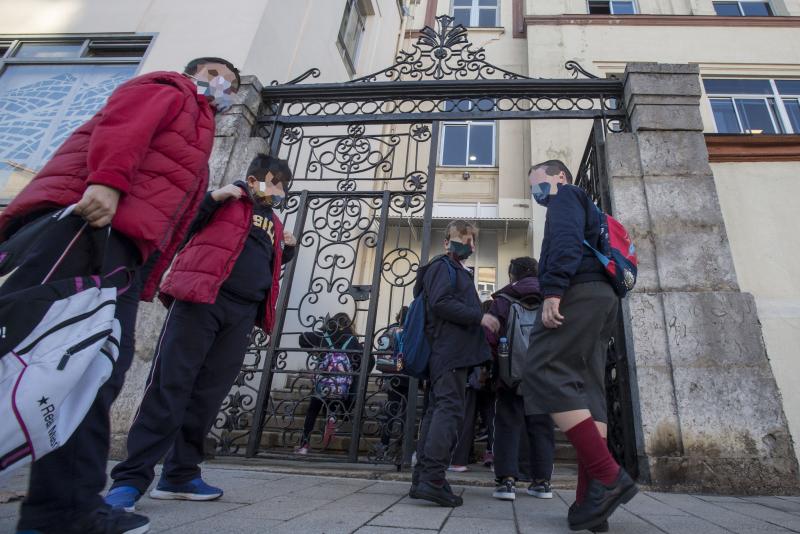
[{"x1": 191, "y1": 74, "x2": 235, "y2": 112}]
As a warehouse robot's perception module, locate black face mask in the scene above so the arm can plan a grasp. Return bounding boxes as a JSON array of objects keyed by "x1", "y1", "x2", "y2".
[{"x1": 448, "y1": 240, "x2": 473, "y2": 261}]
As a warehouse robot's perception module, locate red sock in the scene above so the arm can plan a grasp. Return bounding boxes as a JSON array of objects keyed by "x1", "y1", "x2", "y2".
[{"x1": 565, "y1": 419, "x2": 619, "y2": 486}]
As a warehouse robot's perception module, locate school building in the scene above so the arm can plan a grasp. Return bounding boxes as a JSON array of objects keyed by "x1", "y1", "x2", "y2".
[{"x1": 1, "y1": 0, "x2": 798, "y2": 493}]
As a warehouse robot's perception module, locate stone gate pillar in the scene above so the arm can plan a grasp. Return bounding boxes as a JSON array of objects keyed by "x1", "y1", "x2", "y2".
[
  {"x1": 109, "y1": 75, "x2": 267, "y2": 458},
  {"x1": 607, "y1": 63, "x2": 799, "y2": 493}
]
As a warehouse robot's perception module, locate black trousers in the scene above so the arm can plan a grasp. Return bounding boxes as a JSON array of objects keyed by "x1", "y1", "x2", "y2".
[
  {"x1": 413, "y1": 367, "x2": 468, "y2": 484},
  {"x1": 451, "y1": 387, "x2": 478, "y2": 466},
  {"x1": 523, "y1": 281, "x2": 618, "y2": 422},
  {"x1": 0, "y1": 215, "x2": 141, "y2": 530},
  {"x1": 493, "y1": 388, "x2": 555, "y2": 482},
  {"x1": 110, "y1": 292, "x2": 258, "y2": 493}
]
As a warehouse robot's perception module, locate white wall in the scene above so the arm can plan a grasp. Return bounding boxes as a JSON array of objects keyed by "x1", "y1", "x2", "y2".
[{"x1": 714, "y1": 162, "x2": 800, "y2": 462}]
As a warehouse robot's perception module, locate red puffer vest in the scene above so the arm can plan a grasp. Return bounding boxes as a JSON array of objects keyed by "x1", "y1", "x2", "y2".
[
  {"x1": 159, "y1": 193, "x2": 284, "y2": 332},
  {"x1": 0, "y1": 71, "x2": 215, "y2": 301}
]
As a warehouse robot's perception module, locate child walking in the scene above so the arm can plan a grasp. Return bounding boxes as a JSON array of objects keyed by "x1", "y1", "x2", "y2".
[{"x1": 105, "y1": 154, "x2": 297, "y2": 511}]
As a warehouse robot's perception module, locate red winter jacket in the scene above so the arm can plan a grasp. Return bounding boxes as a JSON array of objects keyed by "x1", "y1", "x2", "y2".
[
  {"x1": 159, "y1": 189, "x2": 285, "y2": 332},
  {"x1": 0, "y1": 71, "x2": 216, "y2": 301}
]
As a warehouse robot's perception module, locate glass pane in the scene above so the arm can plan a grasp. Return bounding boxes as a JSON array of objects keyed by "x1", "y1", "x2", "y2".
[
  {"x1": 734, "y1": 98, "x2": 777, "y2": 133},
  {"x1": 588, "y1": 1, "x2": 612, "y2": 14},
  {"x1": 611, "y1": 1, "x2": 636, "y2": 14},
  {"x1": 338, "y1": 0, "x2": 353, "y2": 42},
  {"x1": 441, "y1": 124, "x2": 468, "y2": 166},
  {"x1": 478, "y1": 8, "x2": 497, "y2": 26},
  {"x1": 479, "y1": 0, "x2": 498, "y2": 5},
  {"x1": 453, "y1": 8, "x2": 471, "y2": 26},
  {"x1": 713, "y1": 2, "x2": 743, "y2": 15},
  {"x1": 453, "y1": 0, "x2": 472, "y2": 5},
  {"x1": 783, "y1": 99, "x2": 800, "y2": 133},
  {"x1": 768, "y1": 98, "x2": 785, "y2": 133},
  {"x1": 703, "y1": 78, "x2": 772, "y2": 95},
  {"x1": 741, "y1": 2, "x2": 772, "y2": 16},
  {"x1": 710, "y1": 99, "x2": 741, "y2": 133},
  {"x1": 476, "y1": 98, "x2": 494, "y2": 111},
  {"x1": 775, "y1": 80, "x2": 800, "y2": 95},
  {"x1": 15, "y1": 43, "x2": 82, "y2": 58},
  {"x1": 0, "y1": 64, "x2": 136, "y2": 195},
  {"x1": 467, "y1": 123, "x2": 494, "y2": 165}
]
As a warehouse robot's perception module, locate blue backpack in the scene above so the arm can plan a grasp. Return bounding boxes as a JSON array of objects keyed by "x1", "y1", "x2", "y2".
[{"x1": 394, "y1": 256, "x2": 457, "y2": 379}]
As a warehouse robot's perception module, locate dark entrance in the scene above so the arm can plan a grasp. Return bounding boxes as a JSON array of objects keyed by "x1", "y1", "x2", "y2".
[{"x1": 207, "y1": 15, "x2": 637, "y2": 478}]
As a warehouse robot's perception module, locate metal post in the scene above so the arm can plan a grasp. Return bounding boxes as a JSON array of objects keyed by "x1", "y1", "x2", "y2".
[
  {"x1": 401, "y1": 121, "x2": 440, "y2": 468},
  {"x1": 246, "y1": 190, "x2": 309, "y2": 457},
  {"x1": 348, "y1": 190, "x2": 392, "y2": 461}
]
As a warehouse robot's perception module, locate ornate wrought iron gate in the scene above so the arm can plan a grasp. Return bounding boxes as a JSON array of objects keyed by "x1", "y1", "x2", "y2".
[{"x1": 207, "y1": 15, "x2": 636, "y2": 473}]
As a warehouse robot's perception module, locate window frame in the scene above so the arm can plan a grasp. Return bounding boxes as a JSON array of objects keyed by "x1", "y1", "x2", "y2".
[
  {"x1": 450, "y1": 0, "x2": 500, "y2": 28},
  {"x1": 438, "y1": 120, "x2": 497, "y2": 168},
  {"x1": 0, "y1": 34, "x2": 152, "y2": 205},
  {"x1": 587, "y1": 0, "x2": 638, "y2": 15},
  {"x1": 337, "y1": 0, "x2": 368, "y2": 76},
  {"x1": 712, "y1": 0, "x2": 774, "y2": 16},
  {"x1": 704, "y1": 77, "x2": 798, "y2": 134}
]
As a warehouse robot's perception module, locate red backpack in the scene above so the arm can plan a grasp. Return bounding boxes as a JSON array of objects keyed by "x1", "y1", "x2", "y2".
[{"x1": 583, "y1": 205, "x2": 638, "y2": 298}]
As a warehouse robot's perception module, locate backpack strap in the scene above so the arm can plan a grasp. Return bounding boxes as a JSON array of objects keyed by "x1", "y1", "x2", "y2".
[
  {"x1": 341, "y1": 335, "x2": 354, "y2": 351},
  {"x1": 439, "y1": 255, "x2": 458, "y2": 290},
  {"x1": 496, "y1": 293, "x2": 538, "y2": 311}
]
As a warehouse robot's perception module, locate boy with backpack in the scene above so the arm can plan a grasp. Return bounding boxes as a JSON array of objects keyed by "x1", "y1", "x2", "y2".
[
  {"x1": 105, "y1": 154, "x2": 297, "y2": 512},
  {"x1": 483, "y1": 257, "x2": 555, "y2": 501},
  {"x1": 408, "y1": 220, "x2": 499, "y2": 507},
  {"x1": 525, "y1": 160, "x2": 637, "y2": 532}
]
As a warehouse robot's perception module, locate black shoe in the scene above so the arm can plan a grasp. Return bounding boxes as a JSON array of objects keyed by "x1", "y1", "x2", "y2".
[
  {"x1": 568, "y1": 469, "x2": 637, "y2": 532},
  {"x1": 492, "y1": 477, "x2": 516, "y2": 501},
  {"x1": 414, "y1": 481, "x2": 463, "y2": 507},
  {"x1": 409, "y1": 484, "x2": 419, "y2": 499},
  {"x1": 68, "y1": 507, "x2": 150, "y2": 534},
  {"x1": 569, "y1": 503, "x2": 610, "y2": 532}
]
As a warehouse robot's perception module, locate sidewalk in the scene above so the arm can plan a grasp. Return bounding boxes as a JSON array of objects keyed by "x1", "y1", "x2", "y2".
[{"x1": 2, "y1": 462, "x2": 800, "y2": 533}]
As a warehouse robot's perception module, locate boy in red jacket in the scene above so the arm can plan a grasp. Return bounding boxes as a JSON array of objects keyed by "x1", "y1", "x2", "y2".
[
  {"x1": 106, "y1": 154, "x2": 297, "y2": 513},
  {"x1": 1, "y1": 57, "x2": 239, "y2": 534}
]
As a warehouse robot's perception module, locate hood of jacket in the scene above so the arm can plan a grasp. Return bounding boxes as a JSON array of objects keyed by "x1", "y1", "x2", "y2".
[{"x1": 492, "y1": 275, "x2": 543, "y2": 306}]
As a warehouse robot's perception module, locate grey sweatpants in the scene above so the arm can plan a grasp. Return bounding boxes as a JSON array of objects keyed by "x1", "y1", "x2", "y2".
[{"x1": 413, "y1": 367, "x2": 468, "y2": 484}]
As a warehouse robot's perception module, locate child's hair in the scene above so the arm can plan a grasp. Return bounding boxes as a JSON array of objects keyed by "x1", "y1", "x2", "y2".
[
  {"x1": 529, "y1": 159, "x2": 573, "y2": 184},
  {"x1": 247, "y1": 154, "x2": 293, "y2": 189},
  {"x1": 444, "y1": 219, "x2": 478, "y2": 240},
  {"x1": 183, "y1": 57, "x2": 241, "y2": 89},
  {"x1": 509, "y1": 257, "x2": 539, "y2": 281},
  {"x1": 325, "y1": 312, "x2": 354, "y2": 335}
]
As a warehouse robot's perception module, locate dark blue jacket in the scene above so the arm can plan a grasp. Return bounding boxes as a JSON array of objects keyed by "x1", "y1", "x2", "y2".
[
  {"x1": 414, "y1": 254, "x2": 491, "y2": 382},
  {"x1": 538, "y1": 184, "x2": 607, "y2": 298}
]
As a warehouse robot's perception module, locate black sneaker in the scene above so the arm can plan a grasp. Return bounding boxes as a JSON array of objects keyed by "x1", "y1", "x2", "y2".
[
  {"x1": 568, "y1": 469, "x2": 637, "y2": 532},
  {"x1": 414, "y1": 481, "x2": 463, "y2": 507},
  {"x1": 568, "y1": 503, "x2": 609, "y2": 532},
  {"x1": 492, "y1": 477, "x2": 516, "y2": 501},
  {"x1": 67, "y1": 507, "x2": 150, "y2": 534},
  {"x1": 527, "y1": 480, "x2": 553, "y2": 499}
]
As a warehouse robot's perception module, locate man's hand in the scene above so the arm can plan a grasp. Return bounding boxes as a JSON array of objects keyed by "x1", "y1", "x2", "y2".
[
  {"x1": 74, "y1": 184, "x2": 121, "y2": 228},
  {"x1": 481, "y1": 313, "x2": 500, "y2": 334},
  {"x1": 542, "y1": 297, "x2": 565, "y2": 329},
  {"x1": 283, "y1": 230, "x2": 297, "y2": 247},
  {"x1": 211, "y1": 183, "x2": 243, "y2": 202}
]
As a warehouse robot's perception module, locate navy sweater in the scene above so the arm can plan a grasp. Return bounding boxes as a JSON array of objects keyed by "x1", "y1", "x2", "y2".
[{"x1": 538, "y1": 184, "x2": 607, "y2": 298}]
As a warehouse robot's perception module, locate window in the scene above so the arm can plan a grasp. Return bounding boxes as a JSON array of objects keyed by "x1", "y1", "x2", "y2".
[
  {"x1": 704, "y1": 78, "x2": 800, "y2": 134},
  {"x1": 0, "y1": 36, "x2": 150, "y2": 201},
  {"x1": 439, "y1": 99, "x2": 496, "y2": 167},
  {"x1": 338, "y1": 0, "x2": 367, "y2": 75},
  {"x1": 713, "y1": 1, "x2": 773, "y2": 16},
  {"x1": 588, "y1": 0, "x2": 637, "y2": 14},
  {"x1": 477, "y1": 267, "x2": 496, "y2": 301},
  {"x1": 452, "y1": 0, "x2": 499, "y2": 28}
]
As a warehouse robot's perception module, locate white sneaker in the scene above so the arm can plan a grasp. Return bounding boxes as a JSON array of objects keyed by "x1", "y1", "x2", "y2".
[
  {"x1": 447, "y1": 465, "x2": 468, "y2": 472},
  {"x1": 527, "y1": 480, "x2": 553, "y2": 498}
]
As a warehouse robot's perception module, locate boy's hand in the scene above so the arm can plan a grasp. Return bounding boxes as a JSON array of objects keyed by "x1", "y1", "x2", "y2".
[
  {"x1": 481, "y1": 313, "x2": 500, "y2": 334},
  {"x1": 74, "y1": 184, "x2": 120, "y2": 228},
  {"x1": 542, "y1": 297, "x2": 564, "y2": 329},
  {"x1": 283, "y1": 230, "x2": 297, "y2": 247},
  {"x1": 211, "y1": 184, "x2": 243, "y2": 202}
]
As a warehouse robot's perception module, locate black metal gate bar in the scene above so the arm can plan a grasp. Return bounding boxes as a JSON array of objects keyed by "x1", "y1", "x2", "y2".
[
  {"x1": 246, "y1": 190, "x2": 309, "y2": 457},
  {"x1": 347, "y1": 190, "x2": 392, "y2": 461}
]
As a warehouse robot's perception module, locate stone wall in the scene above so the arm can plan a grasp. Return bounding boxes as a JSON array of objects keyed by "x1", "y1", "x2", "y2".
[
  {"x1": 608, "y1": 63, "x2": 800, "y2": 494},
  {"x1": 109, "y1": 75, "x2": 267, "y2": 459}
]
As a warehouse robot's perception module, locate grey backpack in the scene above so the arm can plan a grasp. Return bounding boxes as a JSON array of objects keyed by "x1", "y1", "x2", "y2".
[{"x1": 496, "y1": 294, "x2": 539, "y2": 393}]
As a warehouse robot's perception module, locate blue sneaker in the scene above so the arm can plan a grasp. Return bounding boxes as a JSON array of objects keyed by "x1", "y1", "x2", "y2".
[
  {"x1": 105, "y1": 485, "x2": 142, "y2": 512},
  {"x1": 149, "y1": 477, "x2": 223, "y2": 501}
]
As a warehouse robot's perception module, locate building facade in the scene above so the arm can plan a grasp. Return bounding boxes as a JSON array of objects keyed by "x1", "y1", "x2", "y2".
[{"x1": 1, "y1": 0, "x2": 799, "y2": 492}]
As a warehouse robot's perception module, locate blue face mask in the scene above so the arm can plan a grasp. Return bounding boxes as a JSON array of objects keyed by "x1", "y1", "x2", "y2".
[
  {"x1": 448, "y1": 240, "x2": 473, "y2": 261},
  {"x1": 531, "y1": 182, "x2": 552, "y2": 207}
]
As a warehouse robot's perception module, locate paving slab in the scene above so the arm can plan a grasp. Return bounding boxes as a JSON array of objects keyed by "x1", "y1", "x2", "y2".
[
  {"x1": 162, "y1": 514, "x2": 282, "y2": 534},
  {"x1": 744, "y1": 496, "x2": 800, "y2": 515},
  {"x1": 317, "y1": 491, "x2": 404, "y2": 513},
  {"x1": 354, "y1": 526, "x2": 436, "y2": 534},
  {"x1": 640, "y1": 513, "x2": 732, "y2": 534},
  {"x1": 440, "y1": 516, "x2": 516, "y2": 533},
  {"x1": 268, "y1": 509, "x2": 378, "y2": 534},
  {"x1": 712, "y1": 501, "x2": 800, "y2": 531},
  {"x1": 368, "y1": 502, "x2": 453, "y2": 530}
]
